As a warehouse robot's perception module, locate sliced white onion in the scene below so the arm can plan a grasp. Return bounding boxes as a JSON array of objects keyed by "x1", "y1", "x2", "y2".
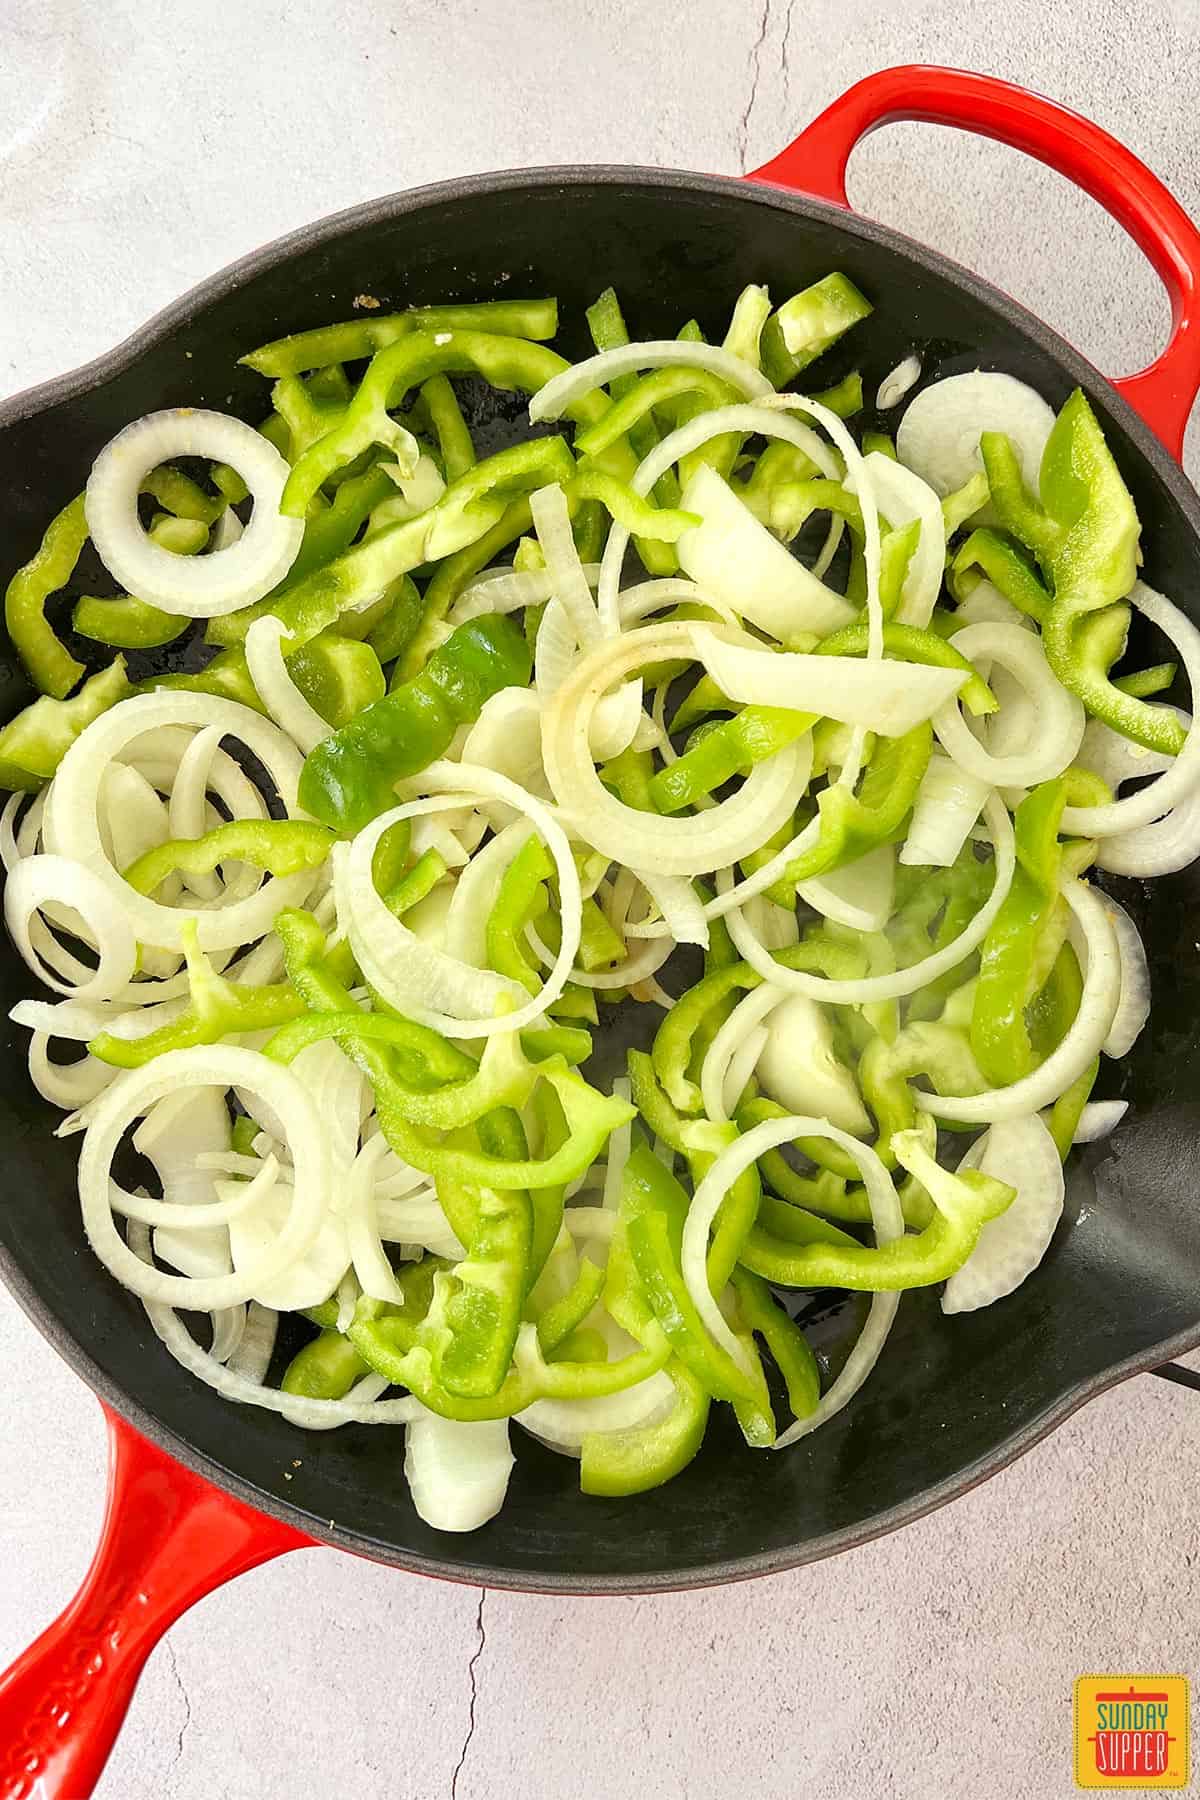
[
  {"x1": 518, "y1": 1372, "x2": 676, "y2": 1452},
  {"x1": 541, "y1": 623, "x2": 807, "y2": 877},
  {"x1": 529, "y1": 341, "x2": 771, "y2": 427},
  {"x1": 5, "y1": 855, "x2": 138, "y2": 1002},
  {"x1": 918, "y1": 878, "x2": 1120, "y2": 1123},
  {"x1": 631, "y1": 868, "x2": 709, "y2": 950},
  {"x1": 168, "y1": 725, "x2": 224, "y2": 899},
  {"x1": 136, "y1": 1087, "x2": 233, "y2": 1280},
  {"x1": 75, "y1": 1046, "x2": 329, "y2": 1309},
  {"x1": 796, "y1": 842, "x2": 895, "y2": 933},
  {"x1": 451, "y1": 561, "x2": 602, "y2": 626},
  {"x1": 245, "y1": 616, "x2": 331, "y2": 754},
  {"x1": 725, "y1": 792, "x2": 1015, "y2": 1005},
  {"x1": 595, "y1": 402, "x2": 845, "y2": 636},
  {"x1": 900, "y1": 753, "x2": 991, "y2": 867},
  {"x1": 530, "y1": 482, "x2": 600, "y2": 647},
  {"x1": 934, "y1": 622, "x2": 1085, "y2": 786},
  {"x1": 29, "y1": 1035, "x2": 119, "y2": 1109},
  {"x1": 45, "y1": 692, "x2": 311, "y2": 953},
  {"x1": 855, "y1": 451, "x2": 944, "y2": 627},
  {"x1": 896, "y1": 370, "x2": 1055, "y2": 499},
  {"x1": 1076, "y1": 710, "x2": 1180, "y2": 797},
  {"x1": 1062, "y1": 585, "x2": 1200, "y2": 838},
  {"x1": 695, "y1": 627, "x2": 965, "y2": 736},
  {"x1": 941, "y1": 1115, "x2": 1064, "y2": 1313},
  {"x1": 1073, "y1": 1099, "x2": 1129, "y2": 1143},
  {"x1": 676, "y1": 464, "x2": 854, "y2": 641},
  {"x1": 85, "y1": 410, "x2": 303, "y2": 615},
  {"x1": 337, "y1": 764, "x2": 580, "y2": 1037},
  {"x1": 601, "y1": 1077, "x2": 633, "y2": 1213},
  {"x1": 754, "y1": 993, "x2": 872, "y2": 1136},
  {"x1": 953, "y1": 578, "x2": 1035, "y2": 632},
  {"x1": 876, "y1": 355, "x2": 921, "y2": 411},
  {"x1": 404, "y1": 1412, "x2": 514, "y2": 1532},
  {"x1": 701, "y1": 984, "x2": 783, "y2": 1123},
  {"x1": 1098, "y1": 893, "x2": 1150, "y2": 1058},
  {"x1": 376, "y1": 1193, "x2": 465, "y2": 1260}
]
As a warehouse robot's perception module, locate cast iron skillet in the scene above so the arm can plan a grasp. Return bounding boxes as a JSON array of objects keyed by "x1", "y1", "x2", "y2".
[{"x1": 4, "y1": 65, "x2": 1200, "y2": 1800}]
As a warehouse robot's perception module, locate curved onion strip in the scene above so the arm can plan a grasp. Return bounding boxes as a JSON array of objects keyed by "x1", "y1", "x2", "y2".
[
  {"x1": 75, "y1": 1046, "x2": 329, "y2": 1308},
  {"x1": 1062, "y1": 585, "x2": 1200, "y2": 837},
  {"x1": 45, "y1": 692, "x2": 311, "y2": 952},
  {"x1": 517, "y1": 1371, "x2": 676, "y2": 1452},
  {"x1": 941, "y1": 1114, "x2": 1065, "y2": 1314},
  {"x1": 1097, "y1": 893, "x2": 1151, "y2": 1058},
  {"x1": 856, "y1": 451, "x2": 944, "y2": 628},
  {"x1": 529, "y1": 341, "x2": 772, "y2": 429},
  {"x1": 5, "y1": 855, "x2": 138, "y2": 1001},
  {"x1": 1075, "y1": 709, "x2": 1182, "y2": 798},
  {"x1": 682, "y1": 1113, "x2": 904, "y2": 1414},
  {"x1": 112, "y1": 1153, "x2": 280, "y2": 1229},
  {"x1": 596, "y1": 402, "x2": 844, "y2": 636},
  {"x1": 346, "y1": 1138, "x2": 407, "y2": 1304},
  {"x1": 877, "y1": 355, "x2": 921, "y2": 411},
  {"x1": 245, "y1": 616, "x2": 331, "y2": 754},
  {"x1": 541, "y1": 622, "x2": 806, "y2": 876},
  {"x1": 631, "y1": 867, "x2": 709, "y2": 950},
  {"x1": 896, "y1": 370, "x2": 1055, "y2": 499},
  {"x1": 168, "y1": 726, "x2": 224, "y2": 899},
  {"x1": 226, "y1": 1299, "x2": 279, "y2": 1382},
  {"x1": 935, "y1": 622, "x2": 1086, "y2": 786},
  {"x1": 525, "y1": 915, "x2": 673, "y2": 990},
  {"x1": 725, "y1": 792, "x2": 1015, "y2": 1004},
  {"x1": 900, "y1": 753, "x2": 990, "y2": 868},
  {"x1": 917, "y1": 879, "x2": 1120, "y2": 1122},
  {"x1": 700, "y1": 985, "x2": 783, "y2": 1123},
  {"x1": 29, "y1": 1034, "x2": 117, "y2": 1108},
  {"x1": 530, "y1": 483, "x2": 600, "y2": 647},
  {"x1": 208, "y1": 1305, "x2": 247, "y2": 1365},
  {"x1": 1073, "y1": 1099, "x2": 1129, "y2": 1143},
  {"x1": 85, "y1": 410, "x2": 303, "y2": 615},
  {"x1": 451, "y1": 561, "x2": 602, "y2": 625},
  {"x1": 337, "y1": 763, "x2": 581, "y2": 1037},
  {"x1": 444, "y1": 820, "x2": 532, "y2": 968}
]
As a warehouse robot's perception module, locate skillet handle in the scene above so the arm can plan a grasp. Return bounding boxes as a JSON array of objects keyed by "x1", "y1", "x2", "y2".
[
  {"x1": 0, "y1": 1406, "x2": 311, "y2": 1800},
  {"x1": 747, "y1": 65, "x2": 1200, "y2": 455}
]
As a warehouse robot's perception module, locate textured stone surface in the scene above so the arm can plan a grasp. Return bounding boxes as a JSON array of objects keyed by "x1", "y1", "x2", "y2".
[{"x1": 2, "y1": 3, "x2": 1200, "y2": 1795}]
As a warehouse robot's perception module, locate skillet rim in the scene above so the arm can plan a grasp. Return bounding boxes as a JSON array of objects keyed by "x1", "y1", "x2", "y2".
[{"x1": 2, "y1": 160, "x2": 1199, "y2": 1594}]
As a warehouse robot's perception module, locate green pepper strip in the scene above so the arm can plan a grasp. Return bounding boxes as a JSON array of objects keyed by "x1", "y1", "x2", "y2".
[
  {"x1": 970, "y1": 776, "x2": 1078, "y2": 1086},
  {"x1": 0, "y1": 659, "x2": 131, "y2": 794},
  {"x1": 647, "y1": 705, "x2": 817, "y2": 814},
  {"x1": 532, "y1": 1251, "x2": 607, "y2": 1353},
  {"x1": 271, "y1": 375, "x2": 347, "y2": 460},
  {"x1": 241, "y1": 299, "x2": 560, "y2": 376},
  {"x1": 420, "y1": 374, "x2": 476, "y2": 481},
  {"x1": 430, "y1": 1184, "x2": 533, "y2": 1398},
  {"x1": 814, "y1": 622, "x2": 996, "y2": 717},
  {"x1": 950, "y1": 527, "x2": 1051, "y2": 621},
  {"x1": 72, "y1": 592, "x2": 189, "y2": 650},
  {"x1": 567, "y1": 467, "x2": 698, "y2": 543},
  {"x1": 276, "y1": 909, "x2": 634, "y2": 1192},
  {"x1": 4, "y1": 494, "x2": 88, "y2": 697},
  {"x1": 121, "y1": 819, "x2": 334, "y2": 897},
  {"x1": 282, "y1": 329, "x2": 605, "y2": 517},
  {"x1": 858, "y1": 1021, "x2": 987, "y2": 1168},
  {"x1": 486, "y1": 834, "x2": 552, "y2": 995},
  {"x1": 742, "y1": 1126, "x2": 1013, "y2": 1290},
  {"x1": 297, "y1": 612, "x2": 530, "y2": 831},
  {"x1": 767, "y1": 725, "x2": 933, "y2": 906},
  {"x1": 730, "y1": 1267, "x2": 821, "y2": 1420},
  {"x1": 1112, "y1": 661, "x2": 1175, "y2": 698},
  {"x1": 761, "y1": 272, "x2": 873, "y2": 389},
  {"x1": 580, "y1": 1358, "x2": 710, "y2": 1496},
  {"x1": 622, "y1": 1143, "x2": 772, "y2": 1414},
  {"x1": 281, "y1": 1329, "x2": 369, "y2": 1398},
  {"x1": 574, "y1": 367, "x2": 740, "y2": 461},
  {"x1": 148, "y1": 630, "x2": 386, "y2": 723},
  {"x1": 983, "y1": 393, "x2": 1182, "y2": 753},
  {"x1": 382, "y1": 847, "x2": 447, "y2": 917}
]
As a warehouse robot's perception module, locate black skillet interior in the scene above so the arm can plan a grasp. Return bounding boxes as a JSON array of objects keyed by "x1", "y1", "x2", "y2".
[{"x1": 2, "y1": 170, "x2": 1200, "y2": 1593}]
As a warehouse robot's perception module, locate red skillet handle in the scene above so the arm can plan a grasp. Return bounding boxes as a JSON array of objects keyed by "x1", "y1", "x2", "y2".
[
  {"x1": 748, "y1": 65, "x2": 1200, "y2": 456},
  {"x1": 0, "y1": 1407, "x2": 311, "y2": 1800}
]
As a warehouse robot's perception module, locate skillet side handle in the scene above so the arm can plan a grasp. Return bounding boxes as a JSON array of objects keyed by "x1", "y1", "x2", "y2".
[
  {"x1": 0, "y1": 1407, "x2": 311, "y2": 1800},
  {"x1": 747, "y1": 65, "x2": 1200, "y2": 455}
]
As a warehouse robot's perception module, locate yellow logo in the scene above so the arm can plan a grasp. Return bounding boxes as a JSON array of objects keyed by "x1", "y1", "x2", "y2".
[{"x1": 1074, "y1": 1676, "x2": 1190, "y2": 1788}]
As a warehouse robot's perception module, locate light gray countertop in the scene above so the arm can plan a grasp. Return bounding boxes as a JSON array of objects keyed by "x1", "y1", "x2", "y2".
[{"x1": 3, "y1": 4, "x2": 1200, "y2": 1795}]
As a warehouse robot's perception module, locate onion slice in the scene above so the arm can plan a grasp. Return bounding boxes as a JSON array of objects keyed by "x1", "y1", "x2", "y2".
[
  {"x1": 941, "y1": 1114, "x2": 1065, "y2": 1313},
  {"x1": 896, "y1": 370, "x2": 1055, "y2": 498},
  {"x1": 85, "y1": 409, "x2": 303, "y2": 615}
]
